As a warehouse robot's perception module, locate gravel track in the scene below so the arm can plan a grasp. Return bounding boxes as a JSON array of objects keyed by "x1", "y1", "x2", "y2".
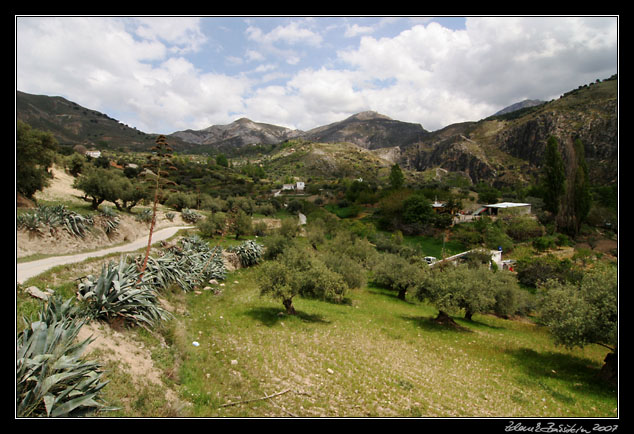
[{"x1": 17, "y1": 226, "x2": 193, "y2": 284}]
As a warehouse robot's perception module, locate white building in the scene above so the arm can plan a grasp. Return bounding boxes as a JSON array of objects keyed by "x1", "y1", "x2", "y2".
[
  {"x1": 479, "y1": 202, "x2": 531, "y2": 216},
  {"x1": 85, "y1": 150, "x2": 101, "y2": 158}
]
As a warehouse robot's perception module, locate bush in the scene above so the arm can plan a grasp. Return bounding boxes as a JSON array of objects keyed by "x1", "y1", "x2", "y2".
[
  {"x1": 197, "y1": 212, "x2": 226, "y2": 238},
  {"x1": 538, "y1": 262, "x2": 617, "y2": 350},
  {"x1": 532, "y1": 235, "x2": 557, "y2": 251},
  {"x1": 515, "y1": 255, "x2": 581, "y2": 288},
  {"x1": 230, "y1": 209, "x2": 253, "y2": 239},
  {"x1": 262, "y1": 234, "x2": 294, "y2": 260},
  {"x1": 297, "y1": 259, "x2": 349, "y2": 303},
  {"x1": 503, "y1": 216, "x2": 545, "y2": 241},
  {"x1": 278, "y1": 217, "x2": 300, "y2": 238},
  {"x1": 166, "y1": 191, "x2": 196, "y2": 211},
  {"x1": 324, "y1": 254, "x2": 366, "y2": 290}
]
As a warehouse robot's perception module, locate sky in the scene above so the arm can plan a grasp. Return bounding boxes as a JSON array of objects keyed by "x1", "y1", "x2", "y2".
[{"x1": 16, "y1": 16, "x2": 618, "y2": 135}]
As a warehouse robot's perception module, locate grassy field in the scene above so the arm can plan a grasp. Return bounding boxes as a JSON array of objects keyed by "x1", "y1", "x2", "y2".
[
  {"x1": 86, "y1": 261, "x2": 616, "y2": 418},
  {"x1": 17, "y1": 233, "x2": 617, "y2": 419}
]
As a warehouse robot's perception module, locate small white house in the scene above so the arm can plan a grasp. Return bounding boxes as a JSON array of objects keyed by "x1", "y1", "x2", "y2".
[
  {"x1": 296, "y1": 181, "x2": 305, "y2": 191},
  {"x1": 480, "y1": 202, "x2": 531, "y2": 216},
  {"x1": 85, "y1": 150, "x2": 101, "y2": 158}
]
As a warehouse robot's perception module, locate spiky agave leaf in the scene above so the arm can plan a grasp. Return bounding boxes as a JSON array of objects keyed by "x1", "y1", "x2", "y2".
[
  {"x1": 77, "y1": 257, "x2": 172, "y2": 328},
  {"x1": 230, "y1": 240, "x2": 263, "y2": 267},
  {"x1": 16, "y1": 296, "x2": 114, "y2": 417}
]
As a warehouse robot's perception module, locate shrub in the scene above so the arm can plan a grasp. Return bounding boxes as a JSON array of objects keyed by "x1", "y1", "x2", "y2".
[
  {"x1": 538, "y1": 262, "x2": 617, "y2": 349},
  {"x1": 515, "y1": 255, "x2": 581, "y2": 288},
  {"x1": 417, "y1": 264, "x2": 507, "y2": 321},
  {"x1": 253, "y1": 221, "x2": 269, "y2": 236},
  {"x1": 166, "y1": 191, "x2": 196, "y2": 211},
  {"x1": 230, "y1": 209, "x2": 253, "y2": 239},
  {"x1": 262, "y1": 234, "x2": 294, "y2": 260},
  {"x1": 197, "y1": 212, "x2": 226, "y2": 238},
  {"x1": 503, "y1": 216, "x2": 544, "y2": 241},
  {"x1": 299, "y1": 260, "x2": 349, "y2": 303},
  {"x1": 324, "y1": 254, "x2": 366, "y2": 290},
  {"x1": 278, "y1": 217, "x2": 300, "y2": 238}
]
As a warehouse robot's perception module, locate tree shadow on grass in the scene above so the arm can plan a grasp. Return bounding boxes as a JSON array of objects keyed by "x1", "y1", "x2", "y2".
[
  {"x1": 366, "y1": 285, "x2": 416, "y2": 305},
  {"x1": 400, "y1": 314, "x2": 474, "y2": 334},
  {"x1": 244, "y1": 306, "x2": 331, "y2": 327},
  {"x1": 505, "y1": 347, "x2": 617, "y2": 401}
]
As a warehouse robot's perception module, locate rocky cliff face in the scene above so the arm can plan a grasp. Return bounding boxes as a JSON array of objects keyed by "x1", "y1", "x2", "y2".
[
  {"x1": 399, "y1": 78, "x2": 618, "y2": 186},
  {"x1": 491, "y1": 85, "x2": 618, "y2": 184}
]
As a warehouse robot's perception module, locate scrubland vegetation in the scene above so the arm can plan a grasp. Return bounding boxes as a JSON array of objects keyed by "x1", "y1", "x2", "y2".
[{"x1": 16, "y1": 123, "x2": 617, "y2": 418}]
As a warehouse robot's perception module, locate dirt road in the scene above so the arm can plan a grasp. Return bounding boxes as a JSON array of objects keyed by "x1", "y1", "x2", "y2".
[{"x1": 17, "y1": 226, "x2": 193, "y2": 284}]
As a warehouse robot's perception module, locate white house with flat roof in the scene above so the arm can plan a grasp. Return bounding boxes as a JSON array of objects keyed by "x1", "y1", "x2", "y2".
[{"x1": 478, "y1": 202, "x2": 531, "y2": 216}]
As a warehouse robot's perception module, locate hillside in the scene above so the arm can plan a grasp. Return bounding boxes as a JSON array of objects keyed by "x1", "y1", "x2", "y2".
[
  {"x1": 15, "y1": 91, "x2": 193, "y2": 152},
  {"x1": 258, "y1": 140, "x2": 396, "y2": 183},
  {"x1": 303, "y1": 111, "x2": 428, "y2": 150},
  {"x1": 400, "y1": 77, "x2": 618, "y2": 186},
  {"x1": 169, "y1": 117, "x2": 303, "y2": 154},
  {"x1": 16, "y1": 75, "x2": 617, "y2": 186}
]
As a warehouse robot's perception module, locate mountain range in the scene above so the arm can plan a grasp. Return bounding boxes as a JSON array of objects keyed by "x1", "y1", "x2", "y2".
[{"x1": 16, "y1": 74, "x2": 617, "y2": 186}]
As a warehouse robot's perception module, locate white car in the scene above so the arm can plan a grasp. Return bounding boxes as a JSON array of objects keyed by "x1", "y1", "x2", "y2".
[{"x1": 424, "y1": 256, "x2": 437, "y2": 265}]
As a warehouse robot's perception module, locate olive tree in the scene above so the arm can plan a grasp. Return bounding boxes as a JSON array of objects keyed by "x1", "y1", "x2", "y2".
[
  {"x1": 372, "y1": 252, "x2": 426, "y2": 300},
  {"x1": 258, "y1": 244, "x2": 349, "y2": 315},
  {"x1": 538, "y1": 262, "x2": 617, "y2": 383},
  {"x1": 73, "y1": 167, "x2": 145, "y2": 211},
  {"x1": 417, "y1": 263, "x2": 521, "y2": 322},
  {"x1": 17, "y1": 121, "x2": 58, "y2": 199}
]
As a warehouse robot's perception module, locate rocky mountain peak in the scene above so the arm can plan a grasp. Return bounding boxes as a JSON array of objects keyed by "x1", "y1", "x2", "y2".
[{"x1": 348, "y1": 111, "x2": 393, "y2": 121}]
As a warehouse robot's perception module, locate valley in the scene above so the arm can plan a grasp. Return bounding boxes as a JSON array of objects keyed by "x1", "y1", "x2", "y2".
[{"x1": 15, "y1": 76, "x2": 618, "y2": 420}]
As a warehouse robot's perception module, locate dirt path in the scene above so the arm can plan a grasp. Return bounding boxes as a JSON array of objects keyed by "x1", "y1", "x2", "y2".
[{"x1": 17, "y1": 225, "x2": 192, "y2": 284}]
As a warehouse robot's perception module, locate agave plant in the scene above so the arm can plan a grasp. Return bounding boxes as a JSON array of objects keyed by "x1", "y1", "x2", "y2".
[
  {"x1": 16, "y1": 296, "x2": 114, "y2": 417},
  {"x1": 98, "y1": 206, "x2": 120, "y2": 235},
  {"x1": 17, "y1": 212, "x2": 43, "y2": 235},
  {"x1": 172, "y1": 236, "x2": 226, "y2": 289},
  {"x1": 142, "y1": 251, "x2": 189, "y2": 292},
  {"x1": 230, "y1": 240, "x2": 263, "y2": 267},
  {"x1": 77, "y1": 256, "x2": 172, "y2": 329},
  {"x1": 135, "y1": 208, "x2": 153, "y2": 223},
  {"x1": 181, "y1": 208, "x2": 202, "y2": 224}
]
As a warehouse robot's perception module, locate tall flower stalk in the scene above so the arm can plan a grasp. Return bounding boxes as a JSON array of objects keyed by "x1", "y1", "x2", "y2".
[{"x1": 138, "y1": 135, "x2": 176, "y2": 278}]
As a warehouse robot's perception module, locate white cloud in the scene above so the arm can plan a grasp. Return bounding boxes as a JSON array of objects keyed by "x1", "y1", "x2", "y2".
[
  {"x1": 246, "y1": 21, "x2": 323, "y2": 47},
  {"x1": 16, "y1": 16, "x2": 617, "y2": 135},
  {"x1": 132, "y1": 17, "x2": 207, "y2": 54},
  {"x1": 344, "y1": 23, "x2": 375, "y2": 38},
  {"x1": 328, "y1": 17, "x2": 617, "y2": 129},
  {"x1": 16, "y1": 16, "x2": 249, "y2": 133}
]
